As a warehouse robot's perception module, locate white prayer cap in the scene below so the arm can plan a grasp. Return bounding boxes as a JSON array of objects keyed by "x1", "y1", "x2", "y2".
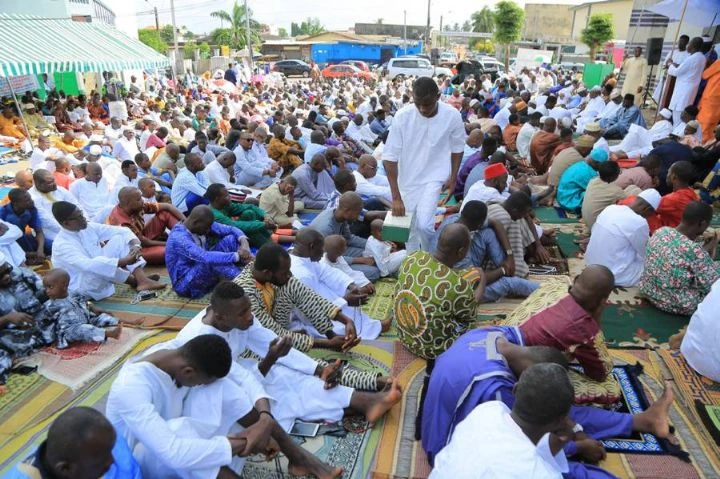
[
  {"x1": 89, "y1": 134, "x2": 104, "y2": 142},
  {"x1": 540, "y1": 116, "x2": 549, "y2": 123},
  {"x1": 561, "y1": 117, "x2": 573, "y2": 128},
  {"x1": 591, "y1": 85, "x2": 602, "y2": 92},
  {"x1": 88, "y1": 145, "x2": 103, "y2": 156},
  {"x1": 142, "y1": 115, "x2": 153, "y2": 121},
  {"x1": 659, "y1": 108, "x2": 672, "y2": 119},
  {"x1": 22, "y1": 103, "x2": 36, "y2": 111},
  {"x1": 638, "y1": 189, "x2": 661, "y2": 210},
  {"x1": 336, "y1": 109, "x2": 347, "y2": 117},
  {"x1": 584, "y1": 122, "x2": 602, "y2": 133},
  {"x1": 469, "y1": 99, "x2": 480, "y2": 107},
  {"x1": 610, "y1": 89, "x2": 622, "y2": 99}
]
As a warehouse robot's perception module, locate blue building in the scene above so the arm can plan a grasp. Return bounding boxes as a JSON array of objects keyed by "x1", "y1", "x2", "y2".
[{"x1": 311, "y1": 41, "x2": 423, "y2": 66}]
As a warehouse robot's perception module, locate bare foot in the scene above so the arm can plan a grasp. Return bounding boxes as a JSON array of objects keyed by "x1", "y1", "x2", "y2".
[
  {"x1": 375, "y1": 375, "x2": 390, "y2": 391},
  {"x1": 668, "y1": 327, "x2": 686, "y2": 350},
  {"x1": 148, "y1": 274, "x2": 161, "y2": 281},
  {"x1": 135, "y1": 279, "x2": 166, "y2": 291},
  {"x1": 125, "y1": 275, "x2": 138, "y2": 288},
  {"x1": 366, "y1": 378, "x2": 402, "y2": 425},
  {"x1": 288, "y1": 459, "x2": 344, "y2": 479},
  {"x1": 381, "y1": 318, "x2": 392, "y2": 333},
  {"x1": 105, "y1": 324, "x2": 123, "y2": 340},
  {"x1": 634, "y1": 382, "x2": 676, "y2": 443}
]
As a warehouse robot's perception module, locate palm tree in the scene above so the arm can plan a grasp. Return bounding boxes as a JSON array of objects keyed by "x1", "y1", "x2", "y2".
[
  {"x1": 471, "y1": 6, "x2": 494, "y2": 33},
  {"x1": 210, "y1": 0, "x2": 260, "y2": 49}
]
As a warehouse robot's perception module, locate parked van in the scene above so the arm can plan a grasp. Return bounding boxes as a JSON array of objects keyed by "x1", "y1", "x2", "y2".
[{"x1": 386, "y1": 57, "x2": 434, "y2": 79}]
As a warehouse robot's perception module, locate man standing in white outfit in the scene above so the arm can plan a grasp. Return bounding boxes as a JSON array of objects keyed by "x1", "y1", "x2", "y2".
[
  {"x1": 383, "y1": 77, "x2": 466, "y2": 251},
  {"x1": 668, "y1": 37, "x2": 707, "y2": 126}
]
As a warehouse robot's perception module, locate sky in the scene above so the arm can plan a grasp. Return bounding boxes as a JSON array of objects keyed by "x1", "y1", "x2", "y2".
[{"x1": 132, "y1": 0, "x2": 588, "y2": 35}]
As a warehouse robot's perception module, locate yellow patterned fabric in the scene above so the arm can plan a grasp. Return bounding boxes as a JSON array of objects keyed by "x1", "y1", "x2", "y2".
[
  {"x1": 498, "y1": 280, "x2": 568, "y2": 326},
  {"x1": 501, "y1": 280, "x2": 621, "y2": 405},
  {"x1": 394, "y1": 251, "x2": 478, "y2": 360}
]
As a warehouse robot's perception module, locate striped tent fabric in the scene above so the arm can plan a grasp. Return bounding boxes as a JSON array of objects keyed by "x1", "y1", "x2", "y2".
[{"x1": 0, "y1": 14, "x2": 170, "y2": 78}]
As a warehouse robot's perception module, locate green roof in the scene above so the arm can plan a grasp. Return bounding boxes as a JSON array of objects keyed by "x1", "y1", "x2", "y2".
[{"x1": 0, "y1": 14, "x2": 170, "y2": 78}]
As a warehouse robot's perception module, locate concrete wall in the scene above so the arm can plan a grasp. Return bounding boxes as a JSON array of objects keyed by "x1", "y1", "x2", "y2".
[
  {"x1": 571, "y1": 0, "x2": 634, "y2": 41},
  {"x1": 523, "y1": 4, "x2": 573, "y2": 43}
]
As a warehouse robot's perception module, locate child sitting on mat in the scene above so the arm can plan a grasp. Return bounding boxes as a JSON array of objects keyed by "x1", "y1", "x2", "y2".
[
  {"x1": 321, "y1": 234, "x2": 375, "y2": 291},
  {"x1": 364, "y1": 219, "x2": 407, "y2": 277},
  {"x1": 40, "y1": 269, "x2": 122, "y2": 349}
]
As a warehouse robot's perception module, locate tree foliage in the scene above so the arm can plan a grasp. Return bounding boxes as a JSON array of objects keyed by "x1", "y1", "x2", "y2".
[
  {"x1": 278, "y1": 27, "x2": 289, "y2": 38},
  {"x1": 183, "y1": 40, "x2": 197, "y2": 59},
  {"x1": 493, "y1": 1, "x2": 524, "y2": 69},
  {"x1": 210, "y1": 0, "x2": 261, "y2": 49},
  {"x1": 471, "y1": 6, "x2": 494, "y2": 34},
  {"x1": 159, "y1": 24, "x2": 175, "y2": 43},
  {"x1": 138, "y1": 28, "x2": 168, "y2": 54},
  {"x1": 290, "y1": 18, "x2": 326, "y2": 37},
  {"x1": 462, "y1": 20, "x2": 472, "y2": 32},
  {"x1": 198, "y1": 42, "x2": 211, "y2": 59},
  {"x1": 581, "y1": 14, "x2": 614, "y2": 60}
]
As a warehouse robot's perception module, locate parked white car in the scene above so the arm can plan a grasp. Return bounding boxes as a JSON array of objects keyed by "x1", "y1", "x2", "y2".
[{"x1": 386, "y1": 57, "x2": 434, "y2": 79}]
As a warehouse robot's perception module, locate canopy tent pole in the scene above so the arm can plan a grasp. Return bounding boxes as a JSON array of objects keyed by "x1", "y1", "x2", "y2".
[
  {"x1": 7, "y1": 78, "x2": 32, "y2": 148},
  {"x1": 655, "y1": 0, "x2": 690, "y2": 121}
]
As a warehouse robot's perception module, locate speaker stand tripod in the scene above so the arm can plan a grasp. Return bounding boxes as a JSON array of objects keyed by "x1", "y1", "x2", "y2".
[{"x1": 640, "y1": 64, "x2": 657, "y2": 110}]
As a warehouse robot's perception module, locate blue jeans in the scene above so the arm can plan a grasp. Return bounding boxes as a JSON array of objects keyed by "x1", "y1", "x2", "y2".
[
  {"x1": 17, "y1": 233, "x2": 53, "y2": 255},
  {"x1": 461, "y1": 227, "x2": 539, "y2": 301}
]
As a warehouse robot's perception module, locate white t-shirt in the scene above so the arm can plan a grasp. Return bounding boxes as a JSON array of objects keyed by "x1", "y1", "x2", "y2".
[
  {"x1": 584, "y1": 204, "x2": 649, "y2": 287},
  {"x1": 431, "y1": 401, "x2": 568, "y2": 479},
  {"x1": 681, "y1": 279, "x2": 720, "y2": 381},
  {"x1": 383, "y1": 102, "x2": 466, "y2": 191},
  {"x1": 462, "y1": 182, "x2": 506, "y2": 209}
]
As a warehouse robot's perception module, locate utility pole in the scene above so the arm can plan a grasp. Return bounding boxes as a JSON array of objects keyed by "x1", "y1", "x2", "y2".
[
  {"x1": 153, "y1": 6, "x2": 159, "y2": 31},
  {"x1": 403, "y1": 10, "x2": 407, "y2": 55},
  {"x1": 425, "y1": 0, "x2": 431, "y2": 53},
  {"x1": 169, "y1": 0, "x2": 179, "y2": 75},
  {"x1": 245, "y1": 0, "x2": 254, "y2": 73},
  {"x1": 439, "y1": 15, "x2": 443, "y2": 49}
]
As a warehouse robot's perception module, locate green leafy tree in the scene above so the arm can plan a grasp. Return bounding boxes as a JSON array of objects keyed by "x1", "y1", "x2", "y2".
[
  {"x1": 210, "y1": 28, "x2": 233, "y2": 46},
  {"x1": 292, "y1": 18, "x2": 326, "y2": 36},
  {"x1": 581, "y1": 14, "x2": 614, "y2": 61},
  {"x1": 462, "y1": 20, "x2": 472, "y2": 32},
  {"x1": 471, "y1": 6, "x2": 494, "y2": 33},
  {"x1": 210, "y1": 0, "x2": 261, "y2": 49},
  {"x1": 278, "y1": 27, "x2": 289, "y2": 38},
  {"x1": 158, "y1": 24, "x2": 175, "y2": 43},
  {"x1": 198, "y1": 42, "x2": 211, "y2": 59},
  {"x1": 183, "y1": 40, "x2": 197, "y2": 59},
  {"x1": 493, "y1": 1, "x2": 524, "y2": 69},
  {"x1": 138, "y1": 28, "x2": 168, "y2": 54}
]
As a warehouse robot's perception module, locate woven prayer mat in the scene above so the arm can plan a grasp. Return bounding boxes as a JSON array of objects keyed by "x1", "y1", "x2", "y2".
[
  {"x1": 372, "y1": 345, "x2": 715, "y2": 479},
  {"x1": 605, "y1": 349, "x2": 720, "y2": 478},
  {"x1": 242, "y1": 339, "x2": 394, "y2": 479},
  {"x1": 658, "y1": 349, "x2": 720, "y2": 451},
  {"x1": 0, "y1": 331, "x2": 176, "y2": 476},
  {"x1": 534, "y1": 206, "x2": 581, "y2": 224},
  {"x1": 33, "y1": 328, "x2": 153, "y2": 390},
  {"x1": 372, "y1": 341, "x2": 430, "y2": 479},
  {"x1": 298, "y1": 210, "x2": 321, "y2": 225},
  {"x1": 94, "y1": 272, "x2": 208, "y2": 330}
]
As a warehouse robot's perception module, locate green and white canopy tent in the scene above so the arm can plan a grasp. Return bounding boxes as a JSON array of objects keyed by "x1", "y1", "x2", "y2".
[{"x1": 0, "y1": 14, "x2": 170, "y2": 78}]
